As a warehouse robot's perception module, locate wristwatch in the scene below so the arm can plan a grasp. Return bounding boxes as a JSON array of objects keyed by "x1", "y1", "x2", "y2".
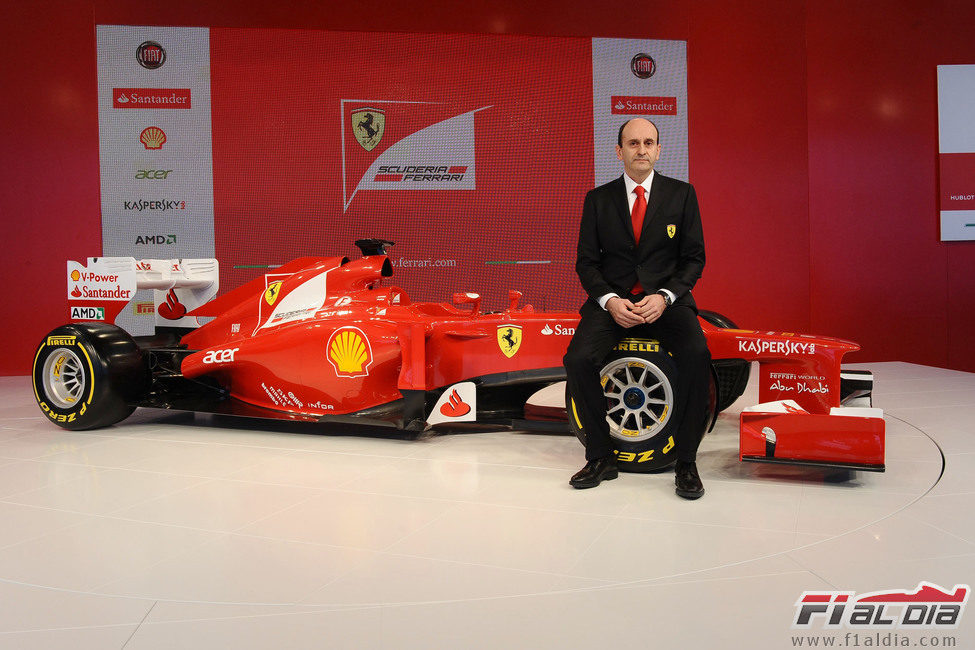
[{"x1": 655, "y1": 290, "x2": 673, "y2": 307}]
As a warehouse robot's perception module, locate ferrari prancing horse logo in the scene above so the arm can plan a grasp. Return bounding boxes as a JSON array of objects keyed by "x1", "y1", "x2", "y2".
[
  {"x1": 264, "y1": 281, "x2": 282, "y2": 306},
  {"x1": 497, "y1": 325, "x2": 522, "y2": 358},
  {"x1": 667, "y1": 224, "x2": 676, "y2": 238},
  {"x1": 352, "y1": 108, "x2": 385, "y2": 151}
]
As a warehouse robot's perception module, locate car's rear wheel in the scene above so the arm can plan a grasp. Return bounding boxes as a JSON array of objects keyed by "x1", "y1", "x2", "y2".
[{"x1": 33, "y1": 323, "x2": 148, "y2": 430}]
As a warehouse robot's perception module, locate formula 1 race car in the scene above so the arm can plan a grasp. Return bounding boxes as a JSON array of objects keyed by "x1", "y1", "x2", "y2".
[{"x1": 33, "y1": 240, "x2": 884, "y2": 473}]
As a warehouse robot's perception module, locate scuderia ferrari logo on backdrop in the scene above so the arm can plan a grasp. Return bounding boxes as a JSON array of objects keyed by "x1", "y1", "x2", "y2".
[
  {"x1": 341, "y1": 100, "x2": 492, "y2": 211},
  {"x1": 497, "y1": 325, "x2": 522, "y2": 358},
  {"x1": 667, "y1": 224, "x2": 676, "y2": 238},
  {"x1": 351, "y1": 108, "x2": 385, "y2": 151},
  {"x1": 264, "y1": 281, "x2": 282, "y2": 306}
]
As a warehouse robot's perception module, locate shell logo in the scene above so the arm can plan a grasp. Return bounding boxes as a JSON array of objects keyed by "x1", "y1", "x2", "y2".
[
  {"x1": 140, "y1": 126, "x2": 167, "y2": 150},
  {"x1": 70, "y1": 270, "x2": 81, "y2": 282},
  {"x1": 327, "y1": 327, "x2": 373, "y2": 377}
]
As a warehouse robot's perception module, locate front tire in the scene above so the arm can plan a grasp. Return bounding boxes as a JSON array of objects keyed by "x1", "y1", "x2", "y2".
[
  {"x1": 32, "y1": 323, "x2": 148, "y2": 430},
  {"x1": 567, "y1": 338, "x2": 680, "y2": 473}
]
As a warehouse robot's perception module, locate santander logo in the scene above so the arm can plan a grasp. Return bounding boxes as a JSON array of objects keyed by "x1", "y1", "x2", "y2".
[
  {"x1": 157, "y1": 289, "x2": 187, "y2": 320},
  {"x1": 439, "y1": 388, "x2": 471, "y2": 417}
]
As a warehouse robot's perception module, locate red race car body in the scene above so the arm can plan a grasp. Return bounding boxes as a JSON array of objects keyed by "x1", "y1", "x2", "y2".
[{"x1": 35, "y1": 240, "x2": 884, "y2": 472}]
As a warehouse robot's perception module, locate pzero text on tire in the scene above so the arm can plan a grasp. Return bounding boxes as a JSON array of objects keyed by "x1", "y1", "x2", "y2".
[{"x1": 32, "y1": 323, "x2": 148, "y2": 430}]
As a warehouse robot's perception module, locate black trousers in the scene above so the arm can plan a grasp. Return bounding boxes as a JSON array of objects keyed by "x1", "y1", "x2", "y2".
[{"x1": 563, "y1": 301, "x2": 711, "y2": 463}]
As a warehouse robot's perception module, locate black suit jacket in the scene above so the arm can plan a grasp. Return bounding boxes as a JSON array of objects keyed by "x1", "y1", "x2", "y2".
[{"x1": 575, "y1": 172, "x2": 705, "y2": 312}]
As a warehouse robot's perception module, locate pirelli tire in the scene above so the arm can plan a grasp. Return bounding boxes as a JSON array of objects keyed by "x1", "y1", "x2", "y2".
[
  {"x1": 32, "y1": 323, "x2": 148, "y2": 430},
  {"x1": 567, "y1": 338, "x2": 683, "y2": 473}
]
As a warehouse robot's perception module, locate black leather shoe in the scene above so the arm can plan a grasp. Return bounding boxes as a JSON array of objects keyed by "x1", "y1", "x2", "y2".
[
  {"x1": 675, "y1": 460, "x2": 704, "y2": 499},
  {"x1": 570, "y1": 456, "x2": 619, "y2": 489}
]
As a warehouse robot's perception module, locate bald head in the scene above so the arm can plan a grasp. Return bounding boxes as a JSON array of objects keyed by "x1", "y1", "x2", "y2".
[
  {"x1": 615, "y1": 118, "x2": 662, "y2": 183},
  {"x1": 617, "y1": 118, "x2": 660, "y2": 147}
]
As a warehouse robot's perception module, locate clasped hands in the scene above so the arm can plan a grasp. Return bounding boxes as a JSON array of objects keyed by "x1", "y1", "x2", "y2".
[{"x1": 607, "y1": 294, "x2": 666, "y2": 328}]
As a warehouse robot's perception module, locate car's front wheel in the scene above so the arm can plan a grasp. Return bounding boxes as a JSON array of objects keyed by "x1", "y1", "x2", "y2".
[{"x1": 567, "y1": 338, "x2": 682, "y2": 472}]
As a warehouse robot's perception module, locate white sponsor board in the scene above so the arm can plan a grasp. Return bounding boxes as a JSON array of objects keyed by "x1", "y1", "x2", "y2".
[
  {"x1": 592, "y1": 38, "x2": 688, "y2": 185},
  {"x1": 937, "y1": 65, "x2": 975, "y2": 241},
  {"x1": 96, "y1": 25, "x2": 215, "y2": 333}
]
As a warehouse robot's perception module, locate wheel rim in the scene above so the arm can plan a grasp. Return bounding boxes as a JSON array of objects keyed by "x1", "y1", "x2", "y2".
[
  {"x1": 600, "y1": 357, "x2": 673, "y2": 442},
  {"x1": 42, "y1": 348, "x2": 86, "y2": 409}
]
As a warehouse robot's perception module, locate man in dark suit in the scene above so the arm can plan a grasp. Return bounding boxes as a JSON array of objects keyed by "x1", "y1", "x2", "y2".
[{"x1": 563, "y1": 118, "x2": 711, "y2": 499}]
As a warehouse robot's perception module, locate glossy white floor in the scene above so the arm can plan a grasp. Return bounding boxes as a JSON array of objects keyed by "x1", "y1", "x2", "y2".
[{"x1": 0, "y1": 362, "x2": 973, "y2": 649}]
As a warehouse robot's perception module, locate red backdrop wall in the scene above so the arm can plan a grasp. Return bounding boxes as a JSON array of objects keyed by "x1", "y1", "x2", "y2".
[{"x1": 2, "y1": 0, "x2": 974, "y2": 375}]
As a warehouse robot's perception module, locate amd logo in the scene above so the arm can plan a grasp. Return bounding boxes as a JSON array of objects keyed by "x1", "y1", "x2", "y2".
[
  {"x1": 135, "y1": 234, "x2": 176, "y2": 245},
  {"x1": 70, "y1": 306, "x2": 105, "y2": 320}
]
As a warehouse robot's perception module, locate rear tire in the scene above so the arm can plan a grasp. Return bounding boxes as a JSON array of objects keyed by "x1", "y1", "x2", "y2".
[{"x1": 32, "y1": 323, "x2": 148, "y2": 430}]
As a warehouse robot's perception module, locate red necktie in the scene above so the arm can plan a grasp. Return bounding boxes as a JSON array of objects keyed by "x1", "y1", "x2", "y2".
[{"x1": 631, "y1": 185, "x2": 647, "y2": 294}]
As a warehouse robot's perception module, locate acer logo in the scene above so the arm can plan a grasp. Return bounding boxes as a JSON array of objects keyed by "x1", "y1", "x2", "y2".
[
  {"x1": 202, "y1": 348, "x2": 239, "y2": 364},
  {"x1": 135, "y1": 169, "x2": 173, "y2": 179}
]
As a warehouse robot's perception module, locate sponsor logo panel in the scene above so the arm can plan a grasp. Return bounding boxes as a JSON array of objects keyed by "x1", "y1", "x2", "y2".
[
  {"x1": 134, "y1": 234, "x2": 176, "y2": 245},
  {"x1": 613, "y1": 339, "x2": 660, "y2": 353},
  {"x1": 738, "y1": 338, "x2": 817, "y2": 356},
  {"x1": 136, "y1": 40, "x2": 166, "y2": 69},
  {"x1": 611, "y1": 95, "x2": 678, "y2": 115},
  {"x1": 140, "y1": 126, "x2": 167, "y2": 150},
  {"x1": 122, "y1": 199, "x2": 186, "y2": 211},
  {"x1": 202, "y1": 347, "x2": 239, "y2": 364},
  {"x1": 67, "y1": 271, "x2": 133, "y2": 300},
  {"x1": 541, "y1": 323, "x2": 575, "y2": 336},
  {"x1": 135, "y1": 169, "x2": 173, "y2": 180},
  {"x1": 113, "y1": 88, "x2": 191, "y2": 109},
  {"x1": 327, "y1": 327, "x2": 373, "y2": 377},
  {"x1": 70, "y1": 306, "x2": 105, "y2": 320},
  {"x1": 630, "y1": 53, "x2": 656, "y2": 79}
]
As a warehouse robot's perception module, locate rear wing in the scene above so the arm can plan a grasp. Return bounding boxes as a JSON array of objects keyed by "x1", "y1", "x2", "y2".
[{"x1": 67, "y1": 257, "x2": 219, "y2": 329}]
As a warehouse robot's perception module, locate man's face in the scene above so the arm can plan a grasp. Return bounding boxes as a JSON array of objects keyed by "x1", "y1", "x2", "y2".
[{"x1": 616, "y1": 119, "x2": 661, "y2": 182}]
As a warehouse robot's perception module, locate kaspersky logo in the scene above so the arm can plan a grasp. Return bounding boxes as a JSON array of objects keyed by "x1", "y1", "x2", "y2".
[
  {"x1": 327, "y1": 327, "x2": 373, "y2": 377},
  {"x1": 793, "y1": 582, "x2": 969, "y2": 629},
  {"x1": 340, "y1": 99, "x2": 491, "y2": 211}
]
